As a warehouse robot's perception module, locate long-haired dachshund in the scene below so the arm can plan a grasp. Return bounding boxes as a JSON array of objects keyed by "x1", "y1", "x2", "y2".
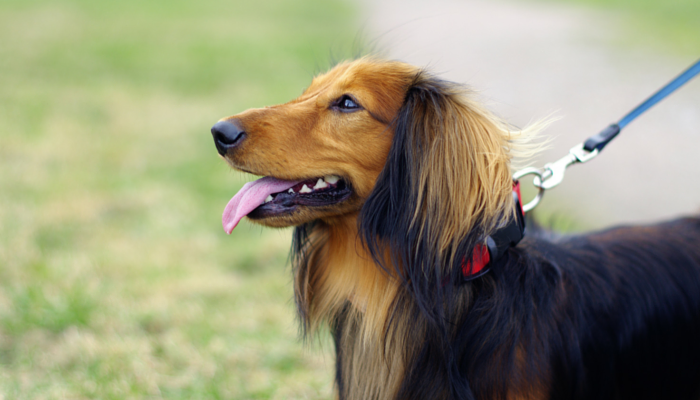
[{"x1": 211, "y1": 58, "x2": 700, "y2": 400}]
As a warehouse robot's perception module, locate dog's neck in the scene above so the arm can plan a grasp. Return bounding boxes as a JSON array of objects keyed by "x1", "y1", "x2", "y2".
[
  {"x1": 323, "y1": 214, "x2": 396, "y2": 313},
  {"x1": 293, "y1": 213, "x2": 401, "y2": 333}
]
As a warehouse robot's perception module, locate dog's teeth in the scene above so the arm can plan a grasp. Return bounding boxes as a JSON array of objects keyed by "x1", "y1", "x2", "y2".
[
  {"x1": 264, "y1": 195, "x2": 273, "y2": 203},
  {"x1": 325, "y1": 175, "x2": 340, "y2": 184},
  {"x1": 299, "y1": 184, "x2": 312, "y2": 194},
  {"x1": 313, "y1": 178, "x2": 328, "y2": 190},
  {"x1": 288, "y1": 188, "x2": 294, "y2": 194}
]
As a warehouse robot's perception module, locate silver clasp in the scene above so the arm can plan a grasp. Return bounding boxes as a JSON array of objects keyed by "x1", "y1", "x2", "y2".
[
  {"x1": 512, "y1": 168, "x2": 545, "y2": 213},
  {"x1": 513, "y1": 143, "x2": 599, "y2": 212}
]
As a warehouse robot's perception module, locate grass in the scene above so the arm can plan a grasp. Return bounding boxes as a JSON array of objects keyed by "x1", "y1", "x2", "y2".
[
  {"x1": 533, "y1": 0, "x2": 700, "y2": 56},
  {"x1": 0, "y1": 0, "x2": 355, "y2": 398}
]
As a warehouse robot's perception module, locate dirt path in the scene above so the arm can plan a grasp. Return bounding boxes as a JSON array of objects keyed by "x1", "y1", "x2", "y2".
[{"x1": 362, "y1": 0, "x2": 700, "y2": 229}]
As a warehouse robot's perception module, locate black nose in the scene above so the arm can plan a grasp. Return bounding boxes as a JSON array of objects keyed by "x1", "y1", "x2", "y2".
[{"x1": 211, "y1": 120, "x2": 246, "y2": 156}]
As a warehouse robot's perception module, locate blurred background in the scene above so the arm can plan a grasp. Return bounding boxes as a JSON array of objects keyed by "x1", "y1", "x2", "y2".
[{"x1": 0, "y1": 0, "x2": 697, "y2": 398}]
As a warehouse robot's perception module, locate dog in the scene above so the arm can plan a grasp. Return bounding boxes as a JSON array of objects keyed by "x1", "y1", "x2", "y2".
[{"x1": 211, "y1": 58, "x2": 700, "y2": 400}]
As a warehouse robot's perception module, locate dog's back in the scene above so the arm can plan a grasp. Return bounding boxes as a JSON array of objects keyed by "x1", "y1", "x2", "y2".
[{"x1": 515, "y1": 216, "x2": 700, "y2": 399}]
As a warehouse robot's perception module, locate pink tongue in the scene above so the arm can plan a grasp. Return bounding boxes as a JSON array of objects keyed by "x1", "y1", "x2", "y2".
[{"x1": 222, "y1": 176, "x2": 301, "y2": 234}]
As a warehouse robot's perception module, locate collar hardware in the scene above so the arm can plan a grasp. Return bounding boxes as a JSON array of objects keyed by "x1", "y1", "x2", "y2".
[{"x1": 462, "y1": 181, "x2": 526, "y2": 281}]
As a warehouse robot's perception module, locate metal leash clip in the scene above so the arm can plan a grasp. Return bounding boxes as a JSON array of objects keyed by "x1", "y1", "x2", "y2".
[{"x1": 513, "y1": 143, "x2": 599, "y2": 212}]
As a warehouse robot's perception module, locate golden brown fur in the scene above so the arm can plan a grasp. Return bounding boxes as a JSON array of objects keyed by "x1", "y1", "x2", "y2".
[
  {"x1": 220, "y1": 60, "x2": 410, "y2": 226},
  {"x1": 216, "y1": 58, "x2": 547, "y2": 399}
]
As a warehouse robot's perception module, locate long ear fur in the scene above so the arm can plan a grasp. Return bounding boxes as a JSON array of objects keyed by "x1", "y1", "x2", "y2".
[{"x1": 359, "y1": 71, "x2": 535, "y2": 323}]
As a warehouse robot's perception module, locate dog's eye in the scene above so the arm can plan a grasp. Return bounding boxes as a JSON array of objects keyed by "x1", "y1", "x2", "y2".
[
  {"x1": 333, "y1": 95, "x2": 361, "y2": 112},
  {"x1": 340, "y1": 97, "x2": 359, "y2": 109}
]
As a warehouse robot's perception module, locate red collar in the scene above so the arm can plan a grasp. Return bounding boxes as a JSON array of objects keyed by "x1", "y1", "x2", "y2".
[{"x1": 462, "y1": 181, "x2": 525, "y2": 280}]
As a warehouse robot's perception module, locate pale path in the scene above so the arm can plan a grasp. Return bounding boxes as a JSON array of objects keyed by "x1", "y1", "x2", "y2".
[{"x1": 362, "y1": 0, "x2": 700, "y2": 229}]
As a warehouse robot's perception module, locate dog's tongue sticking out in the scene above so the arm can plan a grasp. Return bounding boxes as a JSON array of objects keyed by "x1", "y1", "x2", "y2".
[{"x1": 222, "y1": 176, "x2": 301, "y2": 234}]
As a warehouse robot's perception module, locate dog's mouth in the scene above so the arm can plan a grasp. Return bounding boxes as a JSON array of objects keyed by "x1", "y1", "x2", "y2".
[{"x1": 222, "y1": 175, "x2": 352, "y2": 233}]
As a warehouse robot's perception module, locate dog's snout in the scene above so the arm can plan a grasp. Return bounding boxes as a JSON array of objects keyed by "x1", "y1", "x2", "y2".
[{"x1": 211, "y1": 120, "x2": 246, "y2": 156}]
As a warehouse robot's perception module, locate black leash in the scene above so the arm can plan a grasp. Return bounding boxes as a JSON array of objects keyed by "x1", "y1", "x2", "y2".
[{"x1": 515, "y1": 57, "x2": 700, "y2": 212}]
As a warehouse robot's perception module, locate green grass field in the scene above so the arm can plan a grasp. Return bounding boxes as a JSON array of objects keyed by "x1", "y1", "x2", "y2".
[
  {"x1": 0, "y1": 0, "x2": 696, "y2": 398},
  {"x1": 0, "y1": 0, "x2": 354, "y2": 398}
]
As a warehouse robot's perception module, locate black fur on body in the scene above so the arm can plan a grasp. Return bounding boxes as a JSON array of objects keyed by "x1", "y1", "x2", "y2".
[{"x1": 320, "y1": 219, "x2": 700, "y2": 399}]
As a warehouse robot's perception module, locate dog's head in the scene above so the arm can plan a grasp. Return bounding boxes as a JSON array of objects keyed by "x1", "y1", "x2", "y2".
[
  {"x1": 214, "y1": 59, "x2": 419, "y2": 232},
  {"x1": 214, "y1": 58, "x2": 531, "y2": 258}
]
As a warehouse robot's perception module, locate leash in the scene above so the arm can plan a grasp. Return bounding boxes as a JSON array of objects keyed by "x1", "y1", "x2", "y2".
[
  {"x1": 514, "y1": 57, "x2": 700, "y2": 212},
  {"x1": 462, "y1": 57, "x2": 700, "y2": 281}
]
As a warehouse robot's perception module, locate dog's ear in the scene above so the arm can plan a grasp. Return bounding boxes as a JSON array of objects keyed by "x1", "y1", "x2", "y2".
[{"x1": 359, "y1": 72, "x2": 516, "y2": 311}]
